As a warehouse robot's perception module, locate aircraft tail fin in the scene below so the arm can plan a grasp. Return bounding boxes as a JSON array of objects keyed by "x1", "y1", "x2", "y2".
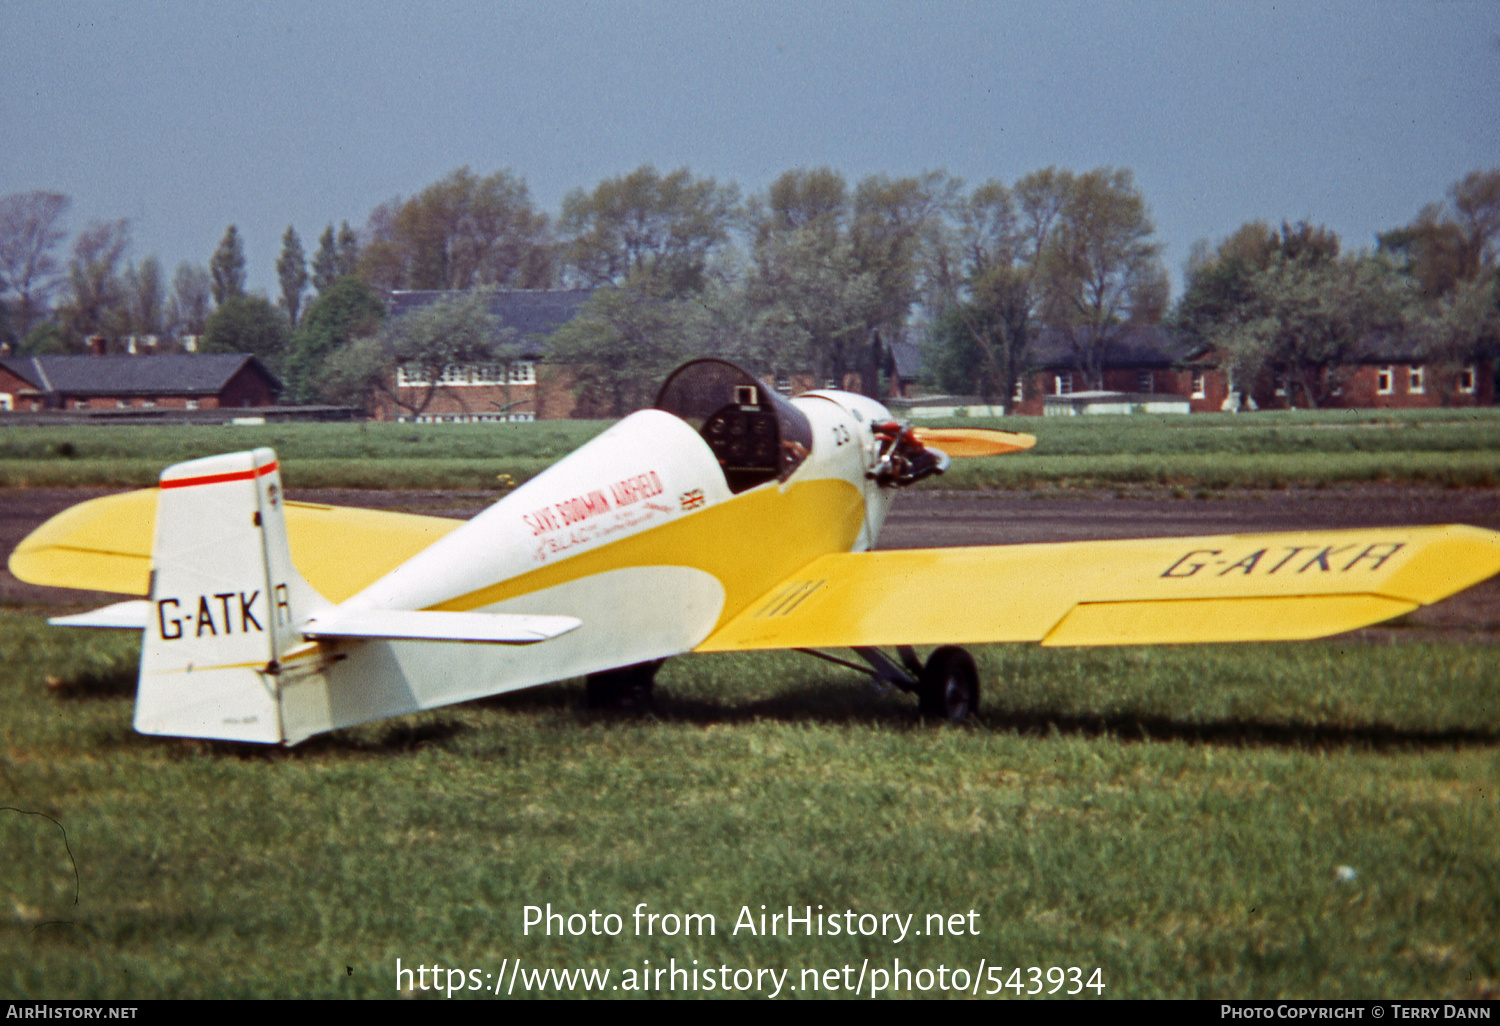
[{"x1": 134, "y1": 448, "x2": 328, "y2": 743}]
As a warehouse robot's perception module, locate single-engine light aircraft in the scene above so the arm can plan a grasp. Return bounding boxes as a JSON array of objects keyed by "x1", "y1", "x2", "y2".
[{"x1": 12, "y1": 358, "x2": 1500, "y2": 744}]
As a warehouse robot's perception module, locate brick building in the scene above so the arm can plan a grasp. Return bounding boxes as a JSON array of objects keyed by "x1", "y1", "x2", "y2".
[
  {"x1": 937, "y1": 326, "x2": 1490, "y2": 416},
  {"x1": 1259, "y1": 332, "x2": 1495, "y2": 410},
  {"x1": 378, "y1": 289, "x2": 594, "y2": 422},
  {"x1": 1007, "y1": 326, "x2": 1235, "y2": 415},
  {"x1": 376, "y1": 286, "x2": 1494, "y2": 420},
  {"x1": 0, "y1": 353, "x2": 280, "y2": 412}
]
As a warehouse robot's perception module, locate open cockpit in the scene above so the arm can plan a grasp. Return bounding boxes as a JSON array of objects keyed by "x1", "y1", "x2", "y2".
[{"x1": 653, "y1": 359, "x2": 815, "y2": 493}]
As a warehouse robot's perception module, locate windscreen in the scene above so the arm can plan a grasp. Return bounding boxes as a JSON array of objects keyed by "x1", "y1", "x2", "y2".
[{"x1": 654, "y1": 359, "x2": 814, "y2": 493}]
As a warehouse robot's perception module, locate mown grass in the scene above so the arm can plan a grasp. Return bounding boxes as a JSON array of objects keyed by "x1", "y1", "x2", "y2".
[
  {"x1": 2, "y1": 407, "x2": 1499, "y2": 489},
  {"x1": 3, "y1": 614, "x2": 1496, "y2": 999},
  {"x1": 0, "y1": 421, "x2": 612, "y2": 490},
  {"x1": 926, "y1": 406, "x2": 1500, "y2": 490}
]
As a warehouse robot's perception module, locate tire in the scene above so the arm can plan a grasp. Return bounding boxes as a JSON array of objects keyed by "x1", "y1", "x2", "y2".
[
  {"x1": 585, "y1": 660, "x2": 663, "y2": 712},
  {"x1": 917, "y1": 646, "x2": 979, "y2": 723}
]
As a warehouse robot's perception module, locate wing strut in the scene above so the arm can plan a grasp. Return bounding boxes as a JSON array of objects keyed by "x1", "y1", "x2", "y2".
[{"x1": 796, "y1": 646, "x2": 922, "y2": 690}]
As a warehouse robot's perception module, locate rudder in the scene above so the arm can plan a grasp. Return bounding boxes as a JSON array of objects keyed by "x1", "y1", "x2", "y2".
[{"x1": 134, "y1": 448, "x2": 327, "y2": 743}]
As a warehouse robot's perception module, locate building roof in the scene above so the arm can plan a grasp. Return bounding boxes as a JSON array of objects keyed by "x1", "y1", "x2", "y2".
[
  {"x1": 0, "y1": 353, "x2": 280, "y2": 397},
  {"x1": 1028, "y1": 325, "x2": 1197, "y2": 369},
  {"x1": 1189, "y1": 329, "x2": 1496, "y2": 367},
  {"x1": 899, "y1": 326, "x2": 1195, "y2": 382},
  {"x1": 890, "y1": 337, "x2": 924, "y2": 379},
  {"x1": 389, "y1": 289, "x2": 595, "y2": 359}
]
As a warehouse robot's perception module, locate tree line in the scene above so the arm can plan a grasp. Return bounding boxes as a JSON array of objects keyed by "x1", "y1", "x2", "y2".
[
  {"x1": 1172, "y1": 171, "x2": 1500, "y2": 407},
  {"x1": 2, "y1": 164, "x2": 1495, "y2": 414}
]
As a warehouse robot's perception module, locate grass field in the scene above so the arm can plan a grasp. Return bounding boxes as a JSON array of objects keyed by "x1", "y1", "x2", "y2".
[
  {"x1": 0, "y1": 420, "x2": 612, "y2": 489},
  {"x1": 2, "y1": 615, "x2": 1496, "y2": 999},
  {"x1": 934, "y1": 406, "x2": 1500, "y2": 490},
  {"x1": 1, "y1": 406, "x2": 1498, "y2": 489},
  {"x1": 3, "y1": 405, "x2": 1497, "y2": 998}
]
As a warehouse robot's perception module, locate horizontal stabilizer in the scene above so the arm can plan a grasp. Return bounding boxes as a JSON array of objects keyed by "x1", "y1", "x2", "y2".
[
  {"x1": 698, "y1": 524, "x2": 1500, "y2": 651},
  {"x1": 9, "y1": 489, "x2": 462, "y2": 601},
  {"x1": 302, "y1": 608, "x2": 582, "y2": 644},
  {"x1": 48, "y1": 599, "x2": 150, "y2": 630}
]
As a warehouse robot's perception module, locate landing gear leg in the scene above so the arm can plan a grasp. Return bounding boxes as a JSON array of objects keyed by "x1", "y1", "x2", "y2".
[
  {"x1": 793, "y1": 645, "x2": 978, "y2": 724},
  {"x1": 917, "y1": 646, "x2": 979, "y2": 723},
  {"x1": 585, "y1": 660, "x2": 663, "y2": 712}
]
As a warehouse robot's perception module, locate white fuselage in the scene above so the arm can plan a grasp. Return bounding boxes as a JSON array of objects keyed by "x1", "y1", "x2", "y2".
[{"x1": 276, "y1": 390, "x2": 899, "y2": 741}]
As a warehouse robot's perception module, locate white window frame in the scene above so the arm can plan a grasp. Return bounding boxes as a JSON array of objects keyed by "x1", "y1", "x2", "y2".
[
  {"x1": 1191, "y1": 372, "x2": 1206, "y2": 400},
  {"x1": 0, "y1": 393, "x2": 11, "y2": 411},
  {"x1": 1054, "y1": 374, "x2": 1072, "y2": 396},
  {"x1": 1013, "y1": 378, "x2": 1024, "y2": 402},
  {"x1": 1137, "y1": 370, "x2": 1154, "y2": 393},
  {"x1": 1460, "y1": 365, "x2": 1477, "y2": 394},
  {"x1": 402, "y1": 361, "x2": 537, "y2": 389},
  {"x1": 1408, "y1": 365, "x2": 1425, "y2": 395},
  {"x1": 1376, "y1": 366, "x2": 1394, "y2": 395}
]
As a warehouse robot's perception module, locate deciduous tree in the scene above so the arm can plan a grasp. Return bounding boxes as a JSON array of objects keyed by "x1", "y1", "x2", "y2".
[
  {"x1": 122, "y1": 256, "x2": 165, "y2": 339},
  {"x1": 851, "y1": 171, "x2": 948, "y2": 348},
  {"x1": 1176, "y1": 220, "x2": 1341, "y2": 349},
  {"x1": 379, "y1": 289, "x2": 515, "y2": 418},
  {"x1": 359, "y1": 168, "x2": 553, "y2": 292},
  {"x1": 1206, "y1": 252, "x2": 1405, "y2": 408},
  {"x1": 200, "y1": 295, "x2": 290, "y2": 371},
  {"x1": 1045, "y1": 167, "x2": 1166, "y2": 386},
  {"x1": 1405, "y1": 274, "x2": 1500, "y2": 400},
  {"x1": 1379, "y1": 168, "x2": 1500, "y2": 299},
  {"x1": 744, "y1": 169, "x2": 884, "y2": 391},
  {"x1": 0, "y1": 190, "x2": 70, "y2": 340},
  {"x1": 317, "y1": 336, "x2": 394, "y2": 413},
  {"x1": 167, "y1": 263, "x2": 213, "y2": 341},
  {"x1": 547, "y1": 287, "x2": 705, "y2": 417},
  {"x1": 20, "y1": 321, "x2": 68, "y2": 356},
  {"x1": 920, "y1": 170, "x2": 1073, "y2": 405},
  {"x1": 59, "y1": 219, "x2": 130, "y2": 349},
  {"x1": 1175, "y1": 221, "x2": 1281, "y2": 352},
  {"x1": 282, "y1": 276, "x2": 386, "y2": 403},
  {"x1": 560, "y1": 165, "x2": 738, "y2": 297}
]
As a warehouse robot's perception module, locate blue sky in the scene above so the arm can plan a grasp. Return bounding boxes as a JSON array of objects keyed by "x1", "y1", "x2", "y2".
[{"x1": 3, "y1": 0, "x2": 1497, "y2": 298}]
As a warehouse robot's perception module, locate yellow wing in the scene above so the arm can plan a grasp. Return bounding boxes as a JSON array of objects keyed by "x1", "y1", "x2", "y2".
[
  {"x1": 697, "y1": 525, "x2": 1500, "y2": 650},
  {"x1": 9, "y1": 489, "x2": 462, "y2": 603},
  {"x1": 909, "y1": 427, "x2": 1036, "y2": 457}
]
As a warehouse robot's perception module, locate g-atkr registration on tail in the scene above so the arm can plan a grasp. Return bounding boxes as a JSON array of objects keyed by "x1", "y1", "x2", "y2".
[{"x1": 13, "y1": 359, "x2": 1500, "y2": 744}]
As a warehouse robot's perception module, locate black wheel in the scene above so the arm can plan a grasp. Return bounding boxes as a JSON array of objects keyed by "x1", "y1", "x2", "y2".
[
  {"x1": 585, "y1": 659, "x2": 663, "y2": 712},
  {"x1": 917, "y1": 646, "x2": 979, "y2": 723}
]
